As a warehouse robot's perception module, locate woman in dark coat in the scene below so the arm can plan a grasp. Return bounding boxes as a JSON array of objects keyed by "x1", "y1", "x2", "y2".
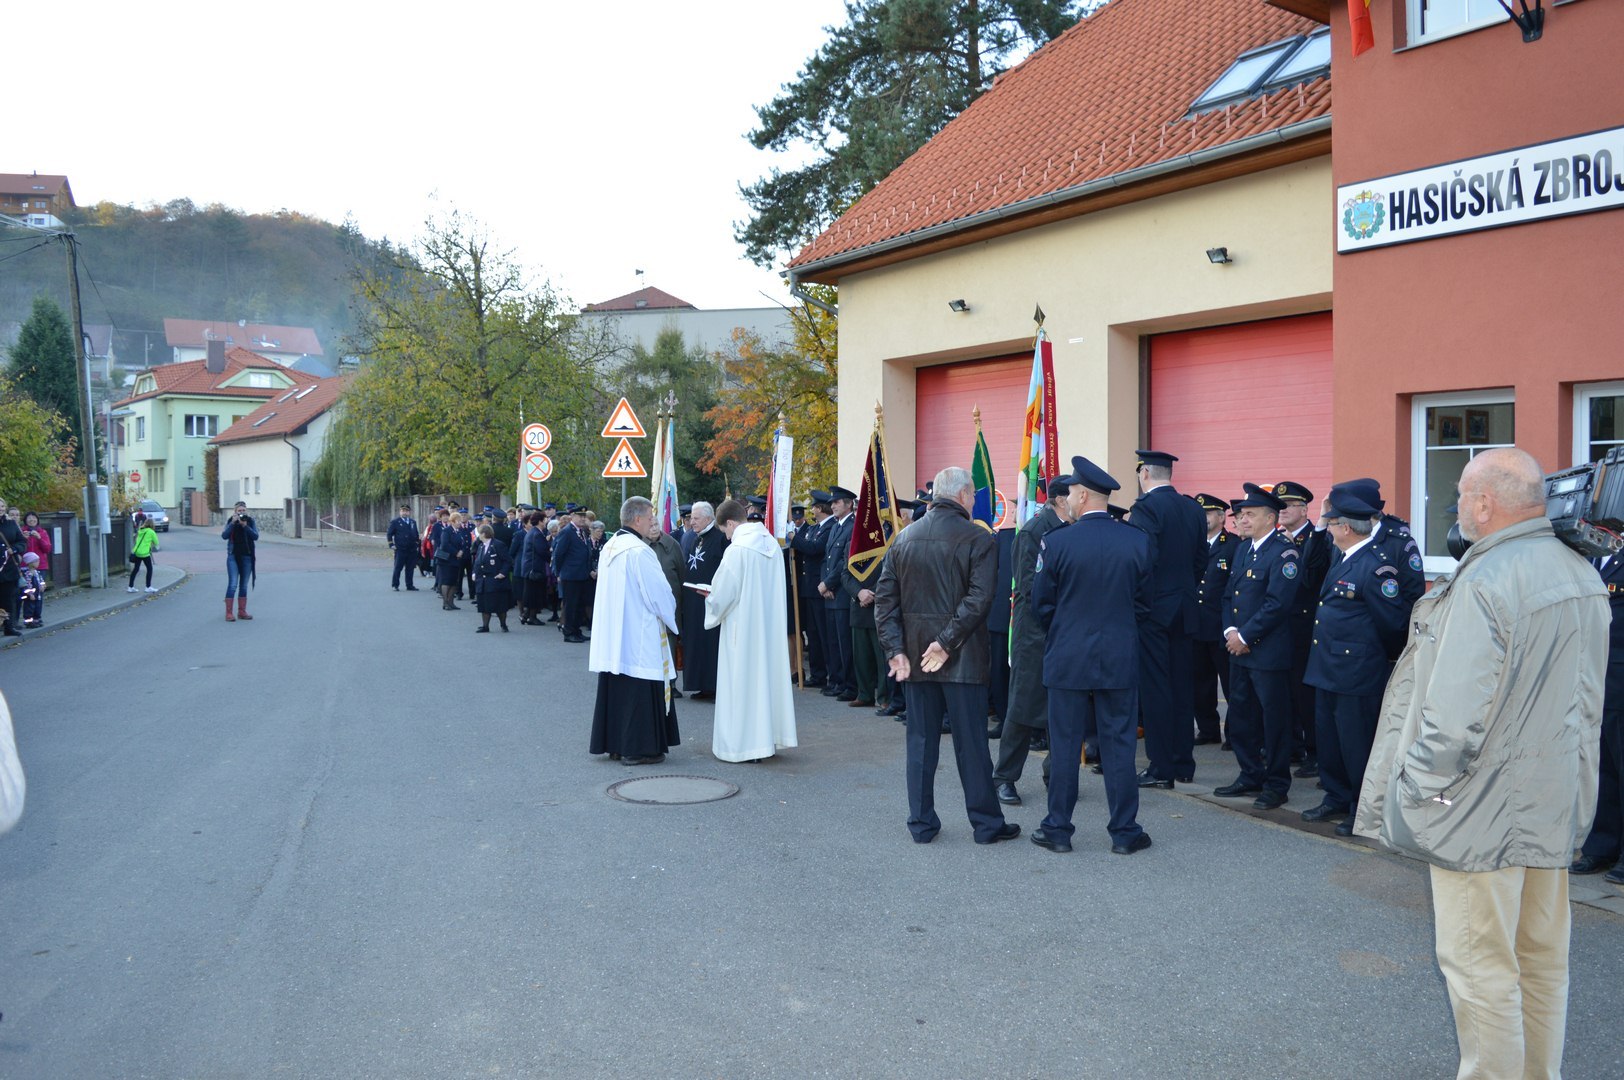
[
  {"x1": 520, "y1": 512, "x2": 551, "y2": 624},
  {"x1": 433, "y1": 515, "x2": 468, "y2": 611},
  {"x1": 472, "y1": 524, "x2": 512, "y2": 632}
]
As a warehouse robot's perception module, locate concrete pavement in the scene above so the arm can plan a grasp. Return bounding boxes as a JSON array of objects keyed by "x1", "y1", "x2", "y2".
[{"x1": 1, "y1": 528, "x2": 1622, "y2": 1078}]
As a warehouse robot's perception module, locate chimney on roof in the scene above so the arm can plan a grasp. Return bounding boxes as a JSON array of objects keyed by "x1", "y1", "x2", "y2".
[{"x1": 205, "y1": 338, "x2": 227, "y2": 374}]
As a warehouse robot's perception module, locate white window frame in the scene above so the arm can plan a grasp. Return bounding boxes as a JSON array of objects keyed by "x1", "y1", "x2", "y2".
[
  {"x1": 183, "y1": 414, "x2": 218, "y2": 438},
  {"x1": 1408, "y1": 0, "x2": 1508, "y2": 47},
  {"x1": 136, "y1": 416, "x2": 146, "y2": 441},
  {"x1": 1572, "y1": 380, "x2": 1624, "y2": 467},
  {"x1": 1410, "y1": 388, "x2": 1515, "y2": 574}
]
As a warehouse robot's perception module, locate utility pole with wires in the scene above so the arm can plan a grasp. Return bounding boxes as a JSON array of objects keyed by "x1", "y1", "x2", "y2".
[{"x1": 0, "y1": 212, "x2": 107, "y2": 585}]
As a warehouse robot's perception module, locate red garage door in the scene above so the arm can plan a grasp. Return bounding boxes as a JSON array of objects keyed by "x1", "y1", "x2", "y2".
[
  {"x1": 915, "y1": 353, "x2": 1030, "y2": 500},
  {"x1": 1149, "y1": 313, "x2": 1333, "y2": 508}
]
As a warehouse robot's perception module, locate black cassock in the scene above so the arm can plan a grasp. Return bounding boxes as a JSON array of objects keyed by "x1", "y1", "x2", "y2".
[{"x1": 680, "y1": 526, "x2": 729, "y2": 692}]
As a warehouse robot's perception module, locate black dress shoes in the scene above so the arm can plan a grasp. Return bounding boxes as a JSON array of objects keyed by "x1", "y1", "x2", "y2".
[
  {"x1": 1294, "y1": 758, "x2": 1321, "y2": 778},
  {"x1": 1136, "y1": 770, "x2": 1173, "y2": 789},
  {"x1": 622, "y1": 754, "x2": 666, "y2": 766},
  {"x1": 821, "y1": 686, "x2": 840, "y2": 697},
  {"x1": 885, "y1": 701, "x2": 907, "y2": 716},
  {"x1": 1214, "y1": 780, "x2": 1262, "y2": 798},
  {"x1": 1301, "y1": 802, "x2": 1349, "y2": 824},
  {"x1": 1334, "y1": 820, "x2": 1355, "y2": 837},
  {"x1": 1220, "y1": 739, "x2": 1232, "y2": 751},
  {"x1": 1032, "y1": 736, "x2": 1049, "y2": 752},
  {"x1": 1111, "y1": 832, "x2": 1153, "y2": 856},
  {"x1": 1569, "y1": 854, "x2": 1617, "y2": 875},
  {"x1": 1252, "y1": 791, "x2": 1287, "y2": 810},
  {"x1": 1090, "y1": 763, "x2": 1103, "y2": 775},
  {"x1": 996, "y1": 782, "x2": 1021, "y2": 806},
  {"x1": 563, "y1": 634, "x2": 586, "y2": 643},
  {"x1": 1193, "y1": 734, "x2": 1221, "y2": 746},
  {"x1": 836, "y1": 693, "x2": 857, "y2": 702},
  {"x1": 1605, "y1": 864, "x2": 1624, "y2": 885},
  {"x1": 976, "y1": 822, "x2": 1022, "y2": 844},
  {"x1": 1030, "y1": 828, "x2": 1072, "y2": 853}
]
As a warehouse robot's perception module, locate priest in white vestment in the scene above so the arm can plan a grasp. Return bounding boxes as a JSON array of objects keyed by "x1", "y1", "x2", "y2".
[
  {"x1": 703, "y1": 499, "x2": 798, "y2": 762},
  {"x1": 590, "y1": 497, "x2": 681, "y2": 765}
]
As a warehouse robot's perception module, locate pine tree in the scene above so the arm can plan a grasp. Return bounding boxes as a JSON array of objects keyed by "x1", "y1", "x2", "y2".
[
  {"x1": 736, "y1": 0, "x2": 1092, "y2": 268},
  {"x1": 8, "y1": 295, "x2": 82, "y2": 458}
]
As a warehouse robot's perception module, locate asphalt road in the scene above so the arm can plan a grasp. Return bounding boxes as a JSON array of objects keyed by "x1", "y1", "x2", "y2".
[{"x1": 2, "y1": 526, "x2": 1622, "y2": 1079}]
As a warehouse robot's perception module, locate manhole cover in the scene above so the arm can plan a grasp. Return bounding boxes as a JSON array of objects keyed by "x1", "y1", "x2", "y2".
[{"x1": 606, "y1": 774, "x2": 740, "y2": 805}]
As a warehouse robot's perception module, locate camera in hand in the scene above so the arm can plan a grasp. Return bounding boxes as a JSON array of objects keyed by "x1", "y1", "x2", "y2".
[{"x1": 1447, "y1": 446, "x2": 1624, "y2": 560}]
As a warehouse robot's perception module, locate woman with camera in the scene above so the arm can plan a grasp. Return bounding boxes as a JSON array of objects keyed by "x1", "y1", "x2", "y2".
[{"x1": 221, "y1": 500, "x2": 258, "y2": 622}]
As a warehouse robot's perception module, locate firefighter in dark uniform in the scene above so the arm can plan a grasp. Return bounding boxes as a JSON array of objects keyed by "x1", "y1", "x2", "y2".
[
  {"x1": 1299, "y1": 484, "x2": 1410, "y2": 834},
  {"x1": 1128, "y1": 449, "x2": 1206, "y2": 790},
  {"x1": 1030, "y1": 456, "x2": 1153, "y2": 856},
  {"x1": 1215, "y1": 483, "x2": 1301, "y2": 809},
  {"x1": 1342, "y1": 477, "x2": 1426, "y2": 609},
  {"x1": 386, "y1": 503, "x2": 421, "y2": 591},
  {"x1": 819, "y1": 485, "x2": 859, "y2": 700},
  {"x1": 790, "y1": 494, "x2": 834, "y2": 688},
  {"x1": 1274, "y1": 481, "x2": 1334, "y2": 777},
  {"x1": 1192, "y1": 493, "x2": 1237, "y2": 746}
]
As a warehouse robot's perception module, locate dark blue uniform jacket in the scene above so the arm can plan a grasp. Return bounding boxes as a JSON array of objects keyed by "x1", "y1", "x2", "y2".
[
  {"x1": 1032, "y1": 512, "x2": 1151, "y2": 690},
  {"x1": 1129, "y1": 485, "x2": 1206, "y2": 634},
  {"x1": 1195, "y1": 530, "x2": 1239, "y2": 642},
  {"x1": 1227, "y1": 531, "x2": 1300, "y2": 671},
  {"x1": 1303, "y1": 539, "x2": 1411, "y2": 696}
]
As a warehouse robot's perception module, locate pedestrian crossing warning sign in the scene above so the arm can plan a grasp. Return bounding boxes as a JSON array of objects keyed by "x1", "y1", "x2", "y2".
[
  {"x1": 602, "y1": 437, "x2": 648, "y2": 479},
  {"x1": 601, "y1": 397, "x2": 646, "y2": 439}
]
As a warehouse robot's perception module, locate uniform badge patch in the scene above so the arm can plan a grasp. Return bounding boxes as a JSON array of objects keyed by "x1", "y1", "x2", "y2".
[
  {"x1": 1034, "y1": 553, "x2": 1044, "y2": 574},
  {"x1": 1408, "y1": 553, "x2": 1422, "y2": 571},
  {"x1": 1282, "y1": 561, "x2": 1298, "y2": 580},
  {"x1": 1381, "y1": 580, "x2": 1399, "y2": 598}
]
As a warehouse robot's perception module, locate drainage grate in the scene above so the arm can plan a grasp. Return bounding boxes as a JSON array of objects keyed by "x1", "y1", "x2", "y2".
[{"x1": 606, "y1": 774, "x2": 740, "y2": 805}]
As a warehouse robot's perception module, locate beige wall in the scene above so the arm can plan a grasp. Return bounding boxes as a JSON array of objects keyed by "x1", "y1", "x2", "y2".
[
  {"x1": 834, "y1": 157, "x2": 1334, "y2": 489},
  {"x1": 216, "y1": 412, "x2": 334, "y2": 508}
]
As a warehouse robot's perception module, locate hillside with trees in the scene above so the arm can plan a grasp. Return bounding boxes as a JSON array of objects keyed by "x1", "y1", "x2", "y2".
[{"x1": 0, "y1": 199, "x2": 399, "y2": 366}]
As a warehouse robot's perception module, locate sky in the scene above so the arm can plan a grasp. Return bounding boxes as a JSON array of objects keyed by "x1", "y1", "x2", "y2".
[{"x1": 12, "y1": 0, "x2": 852, "y2": 311}]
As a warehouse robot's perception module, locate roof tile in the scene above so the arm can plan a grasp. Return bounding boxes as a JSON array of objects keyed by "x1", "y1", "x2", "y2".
[{"x1": 789, "y1": 0, "x2": 1330, "y2": 270}]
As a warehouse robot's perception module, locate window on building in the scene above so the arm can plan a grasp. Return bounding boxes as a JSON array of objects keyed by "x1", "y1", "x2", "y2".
[
  {"x1": 247, "y1": 372, "x2": 273, "y2": 388},
  {"x1": 1412, "y1": 392, "x2": 1516, "y2": 569},
  {"x1": 151, "y1": 466, "x2": 165, "y2": 492},
  {"x1": 184, "y1": 414, "x2": 218, "y2": 438},
  {"x1": 136, "y1": 416, "x2": 146, "y2": 441},
  {"x1": 1189, "y1": 36, "x2": 1302, "y2": 113},
  {"x1": 1574, "y1": 381, "x2": 1624, "y2": 465},
  {"x1": 1410, "y1": 0, "x2": 1508, "y2": 45},
  {"x1": 188, "y1": 465, "x2": 195, "y2": 479}
]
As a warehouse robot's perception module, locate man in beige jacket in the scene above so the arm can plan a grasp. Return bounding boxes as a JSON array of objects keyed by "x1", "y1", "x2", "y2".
[{"x1": 1356, "y1": 448, "x2": 1609, "y2": 1080}]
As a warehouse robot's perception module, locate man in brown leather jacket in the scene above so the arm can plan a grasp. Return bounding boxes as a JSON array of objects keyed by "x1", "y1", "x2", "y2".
[{"x1": 875, "y1": 466, "x2": 1019, "y2": 846}]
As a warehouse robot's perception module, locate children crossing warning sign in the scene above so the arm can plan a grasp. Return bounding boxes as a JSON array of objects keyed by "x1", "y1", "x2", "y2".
[
  {"x1": 601, "y1": 437, "x2": 647, "y2": 479},
  {"x1": 601, "y1": 398, "x2": 646, "y2": 439}
]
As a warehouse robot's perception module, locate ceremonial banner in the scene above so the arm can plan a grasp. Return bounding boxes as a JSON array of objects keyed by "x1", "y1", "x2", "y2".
[
  {"x1": 848, "y1": 416, "x2": 901, "y2": 582},
  {"x1": 656, "y1": 415, "x2": 681, "y2": 533},
  {"x1": 971, "y1": 408, "x2": 996, "y2": 530},
  {"x1": 764, "y1": 423, "x2": 794, "y2": 543},
  {"x1": 1014, "y1": 328, "x2": 1059, "y2": 526},
  {"x1": 1347, "y1": 0, "x2": 1374, "y2": 58}
]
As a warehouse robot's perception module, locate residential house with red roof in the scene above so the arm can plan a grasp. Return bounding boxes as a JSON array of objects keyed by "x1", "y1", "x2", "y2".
[
  {"x1": 790, "y1": 0, "x2": 1335, "y2": 512},
  {"x1": 0, "y1": 172, "x2": 74, "y2": 228},
  {"x1": 211, "y1": 377, "x2": 346, "y2": 520},
  {"x1": 164, "y1": 318, "x2": 324, "y2": 369},
  {"x1": 112, "y1": 344, "x2": 319, "y2": 510},
  {"x1": 579, "y1": 285, "x2": 794, "y2": 357}
]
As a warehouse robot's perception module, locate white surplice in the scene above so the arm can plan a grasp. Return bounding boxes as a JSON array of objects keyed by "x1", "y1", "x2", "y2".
[
  {"x1": 590, "y1": 531, "x2": 679, "y2": 682},
  {"x1": 703, "y1": 522, "x2": 798, "y2": 761}
]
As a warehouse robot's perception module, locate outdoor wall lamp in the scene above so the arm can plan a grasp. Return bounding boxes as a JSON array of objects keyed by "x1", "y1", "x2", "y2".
[
  {"x1": 1206, "y1": 247, "x2": 1233, "y2": 265},
  {"x1": 948, "y1": 299, "x2": 971, "y2": 312}
]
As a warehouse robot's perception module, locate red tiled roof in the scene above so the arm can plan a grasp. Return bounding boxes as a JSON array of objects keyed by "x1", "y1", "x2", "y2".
[
  {"x1": 164, "y1": 318, "x2": 324, "y2": 357},
  {"x1": 581, "y1": 286, "x2": 696, "y2": 312},
  {"x1": 212, "y1": 376, "x2": 347, "y2": 444},
  {"x1": 113, "y1": 346, "x2": 321, "y2": 407},
  {"x1": 0, "y1": 173, "x2": 71, "y2": 200},
  {"x1": 789, "y1": 0, "x2": 1331, "y2": 272}
]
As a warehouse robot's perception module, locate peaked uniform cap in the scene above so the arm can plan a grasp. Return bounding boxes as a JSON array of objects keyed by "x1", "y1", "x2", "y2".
[
  {"x1": 1233, "y1": 483, "x2": 1287, "y2": 511},
  {"x1": 1069, "y1": 455, "x2": 1119, "y2": 495},
  {"x1": 829, "y1": 485, "x2": 859, "y2": 502},
  {"x1": 1271, "y1": 481, "x2": 1313, "y2": 503},
  {"x1": 1325, "y1": 483, "x2": 1380, "y2": 521},
  {"x1": 1135, "y1": 449, "x2": 1179, "y2": 470},
  {"x1": 1194, "y1": 493, "x2": 1230, "y2": 512}
]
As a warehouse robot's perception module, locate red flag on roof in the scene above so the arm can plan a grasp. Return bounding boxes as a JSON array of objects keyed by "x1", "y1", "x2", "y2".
[{"x1": 1348, "y1": 0, "x2": 1375, "y2": 57}]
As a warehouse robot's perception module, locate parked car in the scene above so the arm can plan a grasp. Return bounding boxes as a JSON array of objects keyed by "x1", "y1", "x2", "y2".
[{"x1": 138, "y1": 500, "x2": 170, "y2": 532}]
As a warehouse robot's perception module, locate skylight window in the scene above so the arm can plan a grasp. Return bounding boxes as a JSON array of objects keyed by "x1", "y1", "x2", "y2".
[
  {"x1": 277, "y1": 390, "x2": 297, "y2": 403},
  {"x1": 294, "y1": 385, "x2": 318, "y2": 401},
  {"x1": 251, "y1": 411, "x2": 277, "y2": 428},
  {"x1": 1188, "y1": 29, "x2": 1328, "y2": 116},
  {"x1": 1261, "y1": 28, "x2": 1330, "y2": 92}
]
